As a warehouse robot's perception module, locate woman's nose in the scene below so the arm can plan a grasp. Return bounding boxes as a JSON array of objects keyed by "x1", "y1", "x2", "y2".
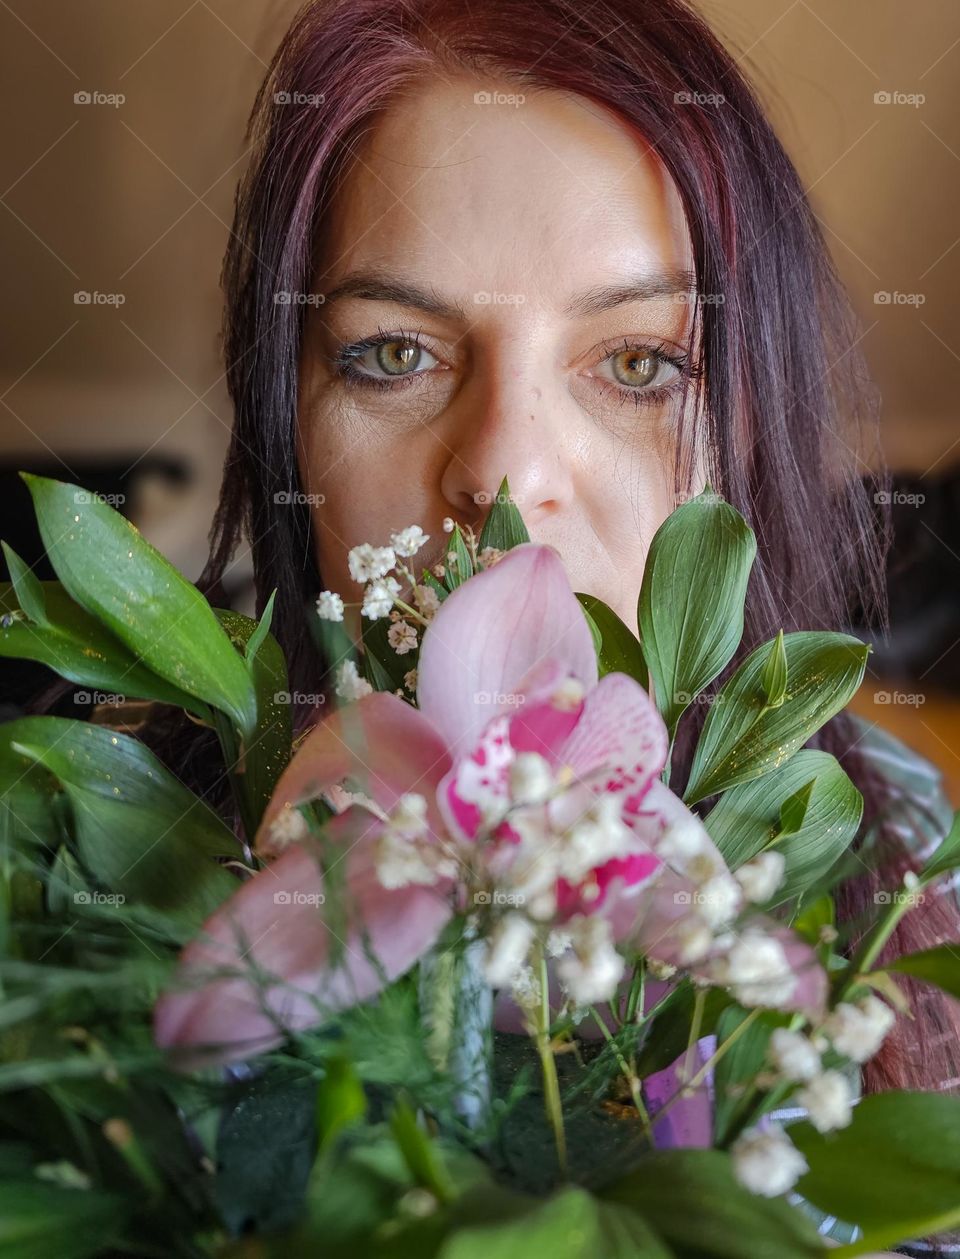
[{"x1": 438, "y1": 362, "x2": 576, "y2": 531}]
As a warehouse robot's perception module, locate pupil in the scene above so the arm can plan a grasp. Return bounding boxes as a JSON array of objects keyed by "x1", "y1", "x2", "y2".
[
  {"x1": 378, "y1": 340, "x2": 420, "y2": 375},
  {"x1": 614, "y1": 350, "x2": 657, "y2": 388}
]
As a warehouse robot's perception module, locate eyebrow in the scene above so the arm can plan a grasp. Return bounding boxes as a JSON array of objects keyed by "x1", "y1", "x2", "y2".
[{"x1": 319, "y1": 268, "x2": 697, "y2": 320}]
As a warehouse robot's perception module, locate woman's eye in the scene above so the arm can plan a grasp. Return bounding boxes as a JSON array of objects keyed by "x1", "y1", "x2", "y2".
[
  {"x1": 596, "y1": 346, "x2": 680, "y2": 391},
  {"x1": 348, "y1": 338, "x2": 439, "y2": 379}
]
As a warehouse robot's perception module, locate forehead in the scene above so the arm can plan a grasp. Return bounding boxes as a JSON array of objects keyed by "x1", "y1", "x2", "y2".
[{"x1": 318, "y1": 74, "x2": 693, "y2": 293}]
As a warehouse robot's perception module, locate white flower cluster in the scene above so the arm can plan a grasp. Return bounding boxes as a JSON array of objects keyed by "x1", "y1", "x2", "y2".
[
  {"x1": 732, "y1": 993, "x2": 896, "y2": 1197},
  {"x1": 315, "y1": 526, "x2": 430, "y2": 626}
]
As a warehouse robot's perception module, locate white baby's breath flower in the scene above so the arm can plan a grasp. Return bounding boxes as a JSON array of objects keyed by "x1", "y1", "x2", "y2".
[
  {"x1": 348, "y1": 543, "x2": 396, "y2": 583},
  {"x1": 735, "y1": 851, "x2": 786, "y2": 903},
  {"x1": 403, "y1": 667, "x2": 418, "y2": 692},
  {"x1": 362, "y1": 575, "x2": 401, "y2": 620},
  {"x1": 509, "y1": 752, "x2": 554, "y2": 806},
  {"x1": 712, "y1": 929, "x2": 796, "y2": 1008},
  {"x1": 546, "y1": 929, "x2": 572, "y2": 958},
  {"x1": 335, "y1": 659, "x2": 373, "y2": 703},
  {"x1": 696, "y1": 873, "x2": 743, "y2": 929},
  {"x1": 390, "y1": 525, "x2": 429, "y2": 557},
  {"x1": 510, "y1": 964, "x2": 541, "y2": 1011},
  {"x1": 483, "y1": 913, "x2": 536, "y2": 988},
  {"x1": 561, "y1": 794, "x2": 633, "y2": 884},
  {"x1": 267, "y1": 804, "x2": 309, "y2": 850},
  {"x1": 315, "y1": 590, "x2": 344, "y2": 622},
  {"x1": 657, "y1": 815, "x2": 726, "y2": 884},
  {"x1": 556, "y1": 915, "x2": 624, "y2": 1006},
  {"x1": 819, "y1": 994, "x2": 895, "y2": 1063},
  {"x1": 413, "y1": 584, "x2": 441, "y2": 619},
  {"x1": 731, "y1": 1127, "x2": 808, "y2": 1197},
  {"x1": 442, "y1": 517, "x2": 456, "y2": 533},
  {"x1": 768, "y1": 1027, "x2": 821, "y2": 1082},
  {"x1": 387, "y1": 620, "x2": 418, "y2": 655},
  {"x1": 671, "y1": 915, "x2": 716, "y2": 966},
  {"x1": 376, "y1": 793, "x2": 455, "y2": 889},
  {"x1": 795, "y1": 1069, "x2": 854, "y2": 1132},
  {"x1": 478, "y1": 546, "x2": 504, "y2": 570}
]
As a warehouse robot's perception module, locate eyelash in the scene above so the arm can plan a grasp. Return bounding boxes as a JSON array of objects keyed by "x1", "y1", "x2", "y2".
[{"x1": 330, "y1": 326, "x2": 692, "y2": 410}]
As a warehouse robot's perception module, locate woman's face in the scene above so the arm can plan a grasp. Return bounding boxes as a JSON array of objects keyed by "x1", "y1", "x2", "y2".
[{"x1": 297, "y1": 75, "x2": 703, "y2": 636}]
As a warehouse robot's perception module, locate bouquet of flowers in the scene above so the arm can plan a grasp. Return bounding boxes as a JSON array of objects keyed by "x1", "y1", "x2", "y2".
[{"x1": 2, "y1": 472, "x2": 959, "y2": 1257}]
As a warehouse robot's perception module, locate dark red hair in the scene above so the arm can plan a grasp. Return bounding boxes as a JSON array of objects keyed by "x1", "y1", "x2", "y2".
[{"x1": 192, "y1": 0, "x2": 960, "y2": 1097}]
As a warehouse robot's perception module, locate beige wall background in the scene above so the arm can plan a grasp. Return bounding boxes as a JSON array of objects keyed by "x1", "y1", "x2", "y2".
[{"x1": 1, "y1": 0, "x2": 958, "y2": 580}]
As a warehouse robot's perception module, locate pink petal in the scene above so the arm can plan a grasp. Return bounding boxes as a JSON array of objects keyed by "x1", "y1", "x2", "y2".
[
  {"x1": 154, "y1": 806, "x2": 453, "y2": 1068},
  {"x1": 417, "y1": 544, "x2": 598, "y2": 753},
  {"x1": 255, "y1": 691, "x2": 452, "y2": 856},
  {"x1": 559, "y1": 672, "x2": 668, "y2": 809}
]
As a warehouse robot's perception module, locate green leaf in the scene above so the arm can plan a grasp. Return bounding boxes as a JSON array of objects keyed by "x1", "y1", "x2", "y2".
[
  {"x1": 215, "y1": 607, "x2": 292, "y2": 833},
  {"x1": 0, "y1": 1181, "x2": 127, "y2": 1258},
  {"x1": 919, "y1": 809, "x2": 960, "y2": 882},
  {"x1": 601, "y1": 1148, "x2": 827, "y2": 1257},
  {"x1": 316, "y1": 1056, "x2": 367, "y2": 1153},
  {"x1": 778, "y1": 779, "x2": 816, "y2": 836},
  {"x1": 22, "y1": 473, "x2": 256, "y2": 737},
  {"x1": 711, "y1": 1008, "x2": 788, "y2": 1146},
  {"x1": 576, "y1": 593, "x2": 647, "y2": 683},
  {"x1": 791, "y1": 1090, "x2": 960, "y2": 1254},
  {"x1": 1, "y1": 542, "x2": 47, "y2": 625},
  {"x1": 442, "y1": 525, "x2": 473, "y2": 592},
  {"x1": 441, "y1": 1186, "x2": 671, "y2": 1259},
  {"x1": 634, "y1": 982, "x2": 732, "y2": 1078},
  {"x1": 0, "y1": 581, "x2": 209, "y2": 718},
  {"x1": 684, "y1": 632, "x2": 870, "y2": 804},
  {"x1": 390, "y1": 1100, "x2": 455, "y2": 1203},
  {"x1": 887, "y1": 944, "x2": 960, "y2": 1001},
  {"x1": 760, "y1": 629, "x2": 788, "y2": 709},
  {"x1": 245, "y1": 588, "x2": 277, "y2": 665},
  {"x1": 476, "y1": 476, "x2": 530, "y2": 553},
  {"x1": 638, "y1": 487, "x2": 756, "y2": 738},
  {"x1": 2, "y1": 717, "x2": 240, "y2": 931},
  {"x1": 703, "y1": 750, "x2": 863, "y2": 904}
]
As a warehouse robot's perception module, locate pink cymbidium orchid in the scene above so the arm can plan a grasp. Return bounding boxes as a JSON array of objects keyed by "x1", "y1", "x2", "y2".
[{"x1": 154, "y1": 543, "x2": 825, "y2": 1068}]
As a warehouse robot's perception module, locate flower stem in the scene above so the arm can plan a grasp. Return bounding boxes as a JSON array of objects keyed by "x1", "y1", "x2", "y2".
[
  {"x1": 536, "y1": 951, "x2": 567, "y2": 1175},
  {"x1": 589, "y1": 1007, "x2": 653, "y2": 1143},
  {"x1": 653, "y1": 1006, "x2": 762, "y2": 1128}
]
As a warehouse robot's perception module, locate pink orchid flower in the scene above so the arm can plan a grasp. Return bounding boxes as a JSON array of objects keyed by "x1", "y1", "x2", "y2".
[{"x1": 154, "y1": 543, "x2": 824, "y2": 1068}]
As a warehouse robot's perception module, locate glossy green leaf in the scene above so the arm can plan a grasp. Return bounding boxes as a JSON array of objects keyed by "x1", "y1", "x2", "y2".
[
  {"x1": 476, "y1": 476, "x2": 530, "y2": 553},
  {"x1": 638, "y1": 487, "x2": 756, "y2": 738},
  {"x1": 2, "y1": 717, "x2": 240, "y2": 930},
  {"x1": 779, "y1": 778, "x2": 816, "y2": 836},
  {"x1": 684, "y1": 632, "x2": 870, "y2": 804},
  {"x1": 791, "y1": 1090, "x2": 960, "y2": 1254},
  {"x1": 712, "y1": 1008, "x2": 789, "y2": 1146},
  {"x1": 245, "y1": 589, "x2": 277, "y2": 665},
  {"x1": 316, "y1": 1057, "x2": 367, "y2": 1154},
  {"x1": 760, "y1": 629, "x2": 788, "y2": 709},
  {"x1": 888, "y1": 945, "x2": 960, "y2": 1001},
  {"x1": 442, "y1": 525, "x2": 474, "y2": 593},
  {"x1": 0, "y1": 580, "x2": 209, "y2": 718},
  {"x1": 1, "y1": 543, "x2": 46, "y2": 625},
  {"x1": 601, "y1": 1149, "x2": 827, "y2": 1257},
  {"x1": 22, "y1": 473, "x2": 256, "y2": 736},
  {"x1": 703, "y1": 749, "x2": 863, "y2": 904},
  {"x1": 215, "y1": 607, "x2": 292, "y2": 833},
  {"x1": 919, "y1": 809, "x2": 960, "y2": 882},
  {"x1": 576, "y1": 593, "x2": 647, "y2": 683}
]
